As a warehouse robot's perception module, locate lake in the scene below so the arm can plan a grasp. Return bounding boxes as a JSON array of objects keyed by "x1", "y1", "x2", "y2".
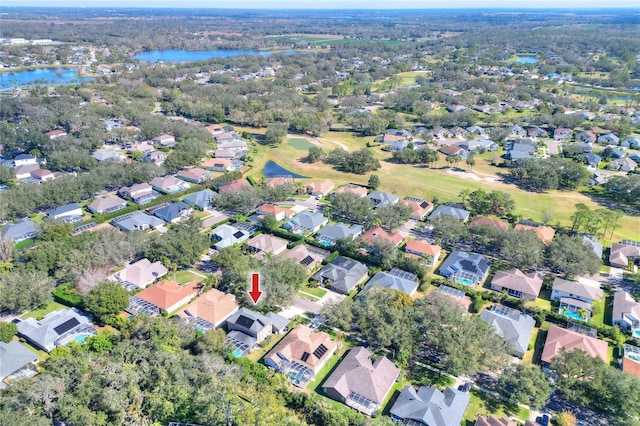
[
  {"x1": 134, "y1": 49, "x2": 288, "y2": 62},
  {"x1": 262, "y1": 161, "x2": 308, "y2": 179},
  {"x1": 0, "y1": 68, "x2": 93, "y2": 90},
  {"x1": 516, "y1": 56, "x2": 539, "y2": 64}
]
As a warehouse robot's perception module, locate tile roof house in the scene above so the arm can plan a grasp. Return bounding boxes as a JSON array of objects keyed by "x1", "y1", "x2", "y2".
[
  {"x1": 363, "y1": 269, "x2": 419, "y2": 296},
  {"x1": 200, "y1": 158, "x2": 239, "y2": 172},
  {"x1": 283, "y1": 244, "x2": 330, "y2": 270},
  {"x1": 609, "y1": 242, "x2": 640, "y2": 268},
  {"x1": 306, "y1": 179, "x2": 335, "y2": 197},
  {"x1": 87, "y1": 194, "x2": 128, "y2": 214},
  {"x1": 612, "y1": 291, "x2": 640, "y2": 331},
  {"x1": 312, "y1": 256, "x2": 369, "y2": 294},
  {"x1": 266, "y1": 176, "x2": 294, "y2": 188},
  {"x1": 118, "y1": 183, "x2": 159, "y2": 205},
  {"x1": 367, "y1": 191, "x2": 400, "y2": 208},
  {"x1": 622, "y1": 344, "x2": 640, "y2": 379},
  {"x1": 247, "y1": 234, "x2": 289, "y2": 258},
  {"x1": 226, "y1": 308, "x2": 287, "y2": 355},
  {"x1": 30, "y1": 168, "x2": 55, "y2": 182},
  {"x1": 176, "y1": 167, "x2": 210, "y2": 184},
  {"x1": 45, "y1": 129, "x2": 68, "y2": 140},
  {"x1": 255, "y1": 203, "x2": 290, "y2": 222},
  {"x1": 217, "y1": 179, "x2": 249, "y2": 193},
  {"x1": 117, "y1": 258, "x2": 168, "y2": 289},
  {"x1": 527, "y1": 127, "x2": 548, "y2": 138},
  {"x1": 153, "y1": 201, "x2": 193, "y2": 223},
  {"x1": 361, "y1": 226, "x2": 404, "y2": 247},
  {"x1": 17, "y1": 308, "x2": 95, "y2": 352},
  {"x1": 541, "y1": 325, "x2": 608, "y2": 365},
  {"x1": 553, "y1": 128, "x2": 573, "y2": 141},
  {"x1": 490, "y1": 268, "x2": 543, "y2": 301},
  {"x1": 283, "y1": 211, "x2": 328, "y2": 234},
  {"x1": 322, "y1": 346, "x2": 399, "y2": 416},
  {"x1": 402, "y1": 197, "x2": 434, "y2": 220},
  {"x1": 550, "y1": 278, "x2": 603, "y2": 305},
  {"x1": 0, "y1": 341, "x2": 39, "y2": 385},
  {"x1": 437, "y1": 285, "x2": 472, "y2": 312},
  {"x1": 390, "y1": 386, "x2": 471, "y2": 426},
  {"x1": 428, "y1": 205, "x2": 470, "y2": 222},
  {"x1": 439, "y1": 251, "x2": 490, "y2": 286},
  {"x1": 316, "y1": 223, "x2": 364, "y2": 246},
  {"x1": 112, "y1": 211, "x2": 164, "y2": 233},
  {"x1": 14, "y1": 164, "x2": 40, "y2": 180},
  {"x1": 480, "y1": 305, "x2": 536, "y2": 357},
  {"x1": 264, "y1": 324, "x2": 338, "y2": 388},
  {"x1": 211, "y1": 224, "x2": 251, "y2": 249},
  {"x1": 150, "y1": 175, "x2": 190, "y2": 194},
  {"x1": 177, "y1": 288, "x2": 239, "y2": 330},
  {"x1": 183, "y1": 189, "x2": 217, "y2": 210},
  {"x1": 405, "y1": 240, "x2": 442, "y2": 266},
  {"x1": 0, "y1": 217, "x2": 37, "y2": 242},
  {"x1": 133, "y1": 280, "x2": 200, "y2": 314},
  {"x1": 576, "y1": 131, "x2": 597, "y2": 143},
  {"x1": 514, "y1": 223, "x2": 555, "y2": 244},
  {"x1": 468, "y1": 217, "x2": 509, "y2": 230},
  {"x1": 332, "y1": 184, "x2": 369, "y2": 198},
  {"x1": 46, "y1": 203, "x2": 83, "y2": 221}
]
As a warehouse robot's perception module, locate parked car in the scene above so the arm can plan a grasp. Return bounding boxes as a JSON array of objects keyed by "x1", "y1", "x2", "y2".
[{"x1": 457, "y1": 382, "x2": 471, "y2": 392}]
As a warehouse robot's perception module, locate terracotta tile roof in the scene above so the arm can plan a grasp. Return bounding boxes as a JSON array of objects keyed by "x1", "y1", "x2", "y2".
[
  {"x1": 256, "y1": 203, "x2": 287, "y2": 216},
  {"x1": 491, "y1": 268, "x2": 543, "y2": 299},
  {"x1": 475, "y1": 415, "x2": 518, "y2": 426},
  {"x1": 136, "y1": 280, "x2": 200, "y2": 311},
  {"x1": 361, "y1": 226, "x2": 403, "y2": 246},
  {"x1": 264, "y1": 324, "x2": 337, "y2": 374},
  {"x1": 622, "y1": 356, "x2": 640, "y2": 379},
  {"x1": 402, "y1": 198, "x2": 434, "y2": 219},
  {"x1": 177, "y1": 288, "x2": 238, "y2": 327},
  {"x1": 306, "y1": 179, "x2": 334, "y2": 195},
  {"x1": 332, "y1": 184, "x2": 368, "y2": 198},
  {"x1": 266, "y1": 176, "x2": 294, "y2": 187},
  {"x1": 469, "y1": 217, "x2": 509, "y2": 230},
  {"x1": 405, "y1": 240, "x2": 441, "y2": 257},
  {"x1": 217, "y1": 180, "x2": 249, "y2": 192},
  {"x1": 541, "y1": 325, "x2": 608, "y2": 364},
  {"x1": 514, "y1": 224, "x2": 555, "y2": 244}
]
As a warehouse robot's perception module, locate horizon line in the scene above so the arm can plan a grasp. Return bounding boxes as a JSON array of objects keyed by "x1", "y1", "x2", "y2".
[{"x1": 1, "y1": 5, "x2": 639, "y2": 10}]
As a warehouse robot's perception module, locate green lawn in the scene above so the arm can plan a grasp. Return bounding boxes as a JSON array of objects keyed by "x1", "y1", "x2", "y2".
[
  {"x1": 245, "y1": 331, "x2": 289, "y2": 362},
  {"x1": 174, "y1": 270, "x2": 201, "y2": 285},
  {"x1": 589, "y1": 298, "x2": 606, "y2": 326},
  {"x1": 525, "y1": 288, "x2": 552, "y2": 311},
  {"x1": 463, "y1": 389, "x2": 530, "y2": 426},
  {"x1": 20, "y1": 301, "x2": 68, "y2": 320},
  {"x1": 300, "y1": 285, "x2": 327, "y2": 299},
  {"x1": 287, "y1": 137, "x2": 315, "y2": 150}
]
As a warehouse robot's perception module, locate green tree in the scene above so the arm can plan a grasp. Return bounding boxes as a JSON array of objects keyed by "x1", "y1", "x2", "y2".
[
  {"x1": 259, "y1": 256, "x2": 308, "y2": 309},
  {"x1": 546, "y1": 235, "x2": 601, "y2": 277},
  {"x1": 265, "y1": 123, "x2": 287, "y2": 145},
  {"x1": 0, "y1": 322, "x2": 17, "y2": 343},
  {"x1": 368, "y1": 174, "x2": 381, "y2": 190},
  {"x1": 497, "y1": 364, "x2": 552, "y2": 409},
  {"x1": 431, "y1": 214, "x2": 469, "y2": 245},
  {"x1": 83, "y1": 281, "x2": 130, "y2": 323},
  {"x1": 500, "y1": 228, "x2": 545, "y2": 269}
]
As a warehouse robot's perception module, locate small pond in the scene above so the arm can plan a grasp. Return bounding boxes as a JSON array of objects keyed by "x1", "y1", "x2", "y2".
[
  {"x1": 515, "y1": 56, "x2": 539, "y2": 64},
  {"x1": 262, "y1": 161, "x2": 308, "y2": 179}
]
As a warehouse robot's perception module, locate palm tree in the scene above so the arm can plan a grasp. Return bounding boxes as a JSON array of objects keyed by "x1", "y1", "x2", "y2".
[{"x1": 466, "y1": 155, "x2": 476, "y2": 171}]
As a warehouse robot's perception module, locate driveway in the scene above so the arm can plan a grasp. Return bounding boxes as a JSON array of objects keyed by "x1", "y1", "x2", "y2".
[
  {"x1": 201, "y1": 212, "x2": 228, "y2": 228},
  {"x1": 292, "y1": 295, "x2": 321, "y2": 314}
]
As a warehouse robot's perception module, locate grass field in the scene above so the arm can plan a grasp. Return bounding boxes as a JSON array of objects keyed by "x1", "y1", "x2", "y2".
[
  {"x1": 174, "y1": 270, "x2": 201, "y2": 285},
  {"x1": 287, "y1": 137, "x2": 315, "y2": 150},
  {"x1": 463, "y1": 389, "x2": 530, "y2": 426},
  {"x1": 20, "y1": 301, "x2": 67, "y2": 320}
]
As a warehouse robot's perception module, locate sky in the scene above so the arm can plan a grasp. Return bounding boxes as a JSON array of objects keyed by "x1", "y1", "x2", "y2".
[{"x1": 1, "y1": 0, "x2": 638, "y2": 8}]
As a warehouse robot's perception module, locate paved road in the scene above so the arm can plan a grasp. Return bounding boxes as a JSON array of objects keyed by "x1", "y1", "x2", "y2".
[{"x1": 292, "y1": 295, "x2": 321, "y2": 314}]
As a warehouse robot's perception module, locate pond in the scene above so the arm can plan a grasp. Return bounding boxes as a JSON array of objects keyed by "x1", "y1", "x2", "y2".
[
  {"x1": 515, "y1": 56, "x2": 539, "y2": 64},
  {"x1": 134, "y1": 49, "x2": 292, "y2": 62},
  {"x1": 0, "y1": 68, "x2": 93, "y2": 90},
  {"x1": 262, "y1": 160, "x2": 308, "y2": 179}
]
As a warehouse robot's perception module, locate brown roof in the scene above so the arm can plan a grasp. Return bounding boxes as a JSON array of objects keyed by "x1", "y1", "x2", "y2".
[
  {"x1": 514, "y1": 224, "x2": 555, "y2": 244},
  {"x1": 177, "y1": 167, "x2": 209, "y2": 181},
  {"x1": 217, "y1": 180, "x2": 249, "y2": 193},
  {"x1": 177, "y1": 288, "x2": 238, "y2": 327},
  {"x1": 306, "y1": 179, "x2": 334, "y2": 195},
  {"x1": 405, "y1": 240, "x2": 441, "y2": 257},
  {"x1": 469, "y1": 217, "x2": 509, "y2": 230},
  {"x1": 201, "y1": 158, "x2": 232, "y2": 169},
  {"x1": 623, "y1": 354, "x2": 640, "y2": 379},
  {"x1": 247, "y1": 234, "x2": 288, "y2": 254},
  {"x1": 264, "y1": 324, "x2": 337, "y2": 374},
  {"x1": 266, "y1": 176, "x2": 294, "y2": 187},
  {"x1": 475, "y1": 416, "x2": 518, "y2": 426},
  {"x1": 402, "y1": 198, "x2": 434, "y2": 219},
  {"x1": 610, "y1": 242, "x2": 640, "y2": 268},
  {"x1": 361, "y1": 226, "x2": 403, "y2": 246},
  {"x1": 541, "y1": 325, "x2": 608, "y2": 364},
  {"x1": 491, "y1": 268, "x2": 543, "y2": 298},
  {"x1": 256, "y1": 203, "x2": 288, "y2": 217},
  {"x1": 136, "y1": 280, "x2": 200, "y2": 311},
  {"x1": 383, "y1": 134, "x2": 406, "y2": 143},
  {"x1": 439, "y1": 145, "x2": 463, "y2": 156},
  {"x1": 332, "y1": 184, "x2": 368, "y2": 198}
]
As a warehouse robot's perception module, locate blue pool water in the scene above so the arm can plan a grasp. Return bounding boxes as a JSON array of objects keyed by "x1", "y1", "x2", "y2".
[
  {"x1": 231, "y1": 348, "x2": 244, "y2": 358},
  {"x1": 455, "y1": 278, "x2": 475, "y2": 286},
  {"x1": 74, "y1": 334, "x2": 91, "y2": 344},
  {"x1": 563, "y1": 310, "x2": 587, "y2": 321},
  {"x1": 134, "y1": 49, "x2": 291, "y2": 62},
  {"x1": 516, "y1": 56, "x2": 539, "y2": 64},
  {"x1": 633, "y1": 329, "x2": 640, "y2": 339},
  {"x1": 262, "y1": 161, "x2": 309, "y2": 179},
  {"x1": 0, "y1": 68, "x2": 93, "y2": 90}
]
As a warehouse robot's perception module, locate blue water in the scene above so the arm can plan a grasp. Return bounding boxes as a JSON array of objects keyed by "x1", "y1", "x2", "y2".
[
  {"x1": 262, "y1": 161, "x2": 308, "y2": 179},
  {"x1": 516, "y1": 56, "x2": 539, "y2": 64},
  {"x1": 0, "y1": 68, "x2": 93, "y2": 90},
  {"x1": 563, "y1": 310, "x2": 587, "y2": 321},
  {"x1": 455, "y1": 278, "x2": 475, "y2": 286},
  {"x1": 633, "y1": 329, "x2": 640, "y2": 339},
  {"x1": 231, "y1": 348, "x2": 244, "y2": 358},
  {"x1": 74, "y1": 334, "x2": 91, "y2": 344},
  {"x1": 135, "y1": 49, "x2": 286, "y2": 62}
]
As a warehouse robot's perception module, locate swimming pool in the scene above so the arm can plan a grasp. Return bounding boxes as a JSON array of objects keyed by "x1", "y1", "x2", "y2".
[
  {"x1": 633, "y1": 329, "x2": 640, "y2": 339},
  {"x1": 231, "y1": 348, "x2": 244, "y2": 358},
  {"x1": 455, "y1": 278, "x2": 475, "y2": 286},
  {"x1": 563, "y1": 310, "x2": 587, "y2": 321},
  {"x1": 74, "y1": 334, "x2": 91, "y2": 344}
]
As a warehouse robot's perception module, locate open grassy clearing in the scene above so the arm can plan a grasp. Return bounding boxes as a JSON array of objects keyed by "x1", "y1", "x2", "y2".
[
  {"x1": 287, "y1": 137, "x2": 315, "y2": 150},
  {"x1": 174, "y1": 270, "x2": 201, "y2": 285},
  {"x1": 20, "y1": 301, "x2": 67, "y2": 320}
]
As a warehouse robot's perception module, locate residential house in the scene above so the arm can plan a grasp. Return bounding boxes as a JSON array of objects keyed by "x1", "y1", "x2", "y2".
[
  {"x1": 226, "y1": 308, "x2": 287, "y2": 355},
  {"x1": 247, "y1": 234, "x2": 289, "y2": 258},
  {"x1": 92, "y1": 148, "x2": 126, "y2": 163},
  {"x1": 439, "y1": 145, "x2": 469, "y2": 159},
  {"x1": 630, "y1": 153, "x2": 640, "y2": 163},
  {"x1": 598, "y1": 133, "x2": 620, "y2": 145},
  {"x1": 438, "y1": 251, "x2": 490, "y2": 285},
  {"x1": 118, "y1": 183, "x2": 159, "y2": 205},
  {"x1": 13, "y1": 153, "x2": 38, "y2": 167},
  {"x1": 312, "y1": 256, "x2": 369, "y2": 294},
  {"x1": 127, "y1": 142, "x2": 155, "y2": 155},
  {"x1": 283, "y1": 244, "x2": 330, "y2": 270},
  {"x1": 306, "y1": 179, "x2": 335, "y2": 197},
  {"x1": 468, "y1": 217, "x2": 509, "y2": 230},
  {"x1": 541, "y1": 324, "x2": 608, "y2": 365},
  {"x1": 30, "y1": 169, "x2": 55, "y2": 182},
  {"x1": 610, "y1": 147, "x2": 625, "y2": 159},
  {"x1": 177, "y1": 167, "x2": 210, "y2": 184},
  {"x1": 361, "y1": 226, "x2": 404, "y2": 247},
  {"x1": 200, "y1": 158, "x2": 241, "y2": 172},
  {"x1": 211, "y1": 224, "x2": 251, "y2": 249},
  {"x1": 153, "y1": 201, "x2": 193, "y2": 223},
  {"x1": 206, "y1": 124, "x2": 224, "y2": 135},
  {"x1": 183, "y1": 189, "x2": 217, "y2": 210},
  {"x1": 44, "y1": 129, "x2": 67, "y2": 140},
  {"x1": 608, "y1": 157, "x2": 637, "y2": 173},
  {"x1": 255, "y1": 203, "x2": 290, "y2": 222},
  {"x1": 508, "y1": 125, "x2": 527, "y2": 138},
  {"x1": 437, "y1": 285, "x2": 472, "y2": 312},
  {"x1": 506, "y1": 139, "x2": 537, "y2": 160},
  {"x1": 490, "y1": 268, "x2": 543, "y2": 301},
  {"x1": 572, "y1": 142, "x2": 594, "y2": 153},
  {"x1": 150, "y1": 175, "x2": 190, "y2": 194},
  {"x1": 570, "y1": 110, "x2": 596, "y2": 120},
  {"x1": 551, "y1": 277, "x2": 603, "y2": 305},
  {"x1": 17, "y1": 308, "x2": 95, "y2": 352},
  {"x1": 0, "y1": 217, "x2": 37, "y2": 242},
  {"x1": 266, "y1": 176, "x2": 294, "y2": 188},
  {"x1": 527, "y1": 127, "x2": 548, "y2": 138},
  {"x1": 457, "y1": 139, "x2": 498, "y2": 152},
  {"x1": 332, "y1": 184, "x2": 369, "y2": 198},
  {"x1": 217, "y1": 138, "x2": 248, "y2": 152},
  {"x1": 622, "y1": 344, "x2": 640, "y2": 379},
  {"x1": 467, "y1": 125, "x2": 487, "y2": 136},
  {"x1": 622, "y1": 137, "x2": 640, "y2": 149},
  {"x1": 103, "y1": 119, "x2": 124, "y2": 131},
  {"x1": 402, "y1": 197, "x2": 434, "y2": 220},
  {"x1": 553, "y1": 128, "x2": 573, "y2": 141},
  {"x1": 46, "y1": 203, "x2": 83, "y2": 221},
  {"x1": 390, "y1": 386, "x2": 470, "y2": 426},
  {"x1": 322, "y1": 347, "x2": 399, "y2": 416},
  {"x1": 450, "y1": 126, "x2": 470, "y2": 138},
  {"x1": 116, "y1": 258, "x2": 168, "y2": 290},
  {"x1": 363, "y1": 269, "x2": 419, "y2": 297},
  {"x1": 264, "y1": 324, "x2": 338, "y2": 388},
  {"x1": 428, "y1": 205, "x2": 471, "y2": 222},
  {"x1": 581, "y1": 235, "x2": 603, "y2": 259},
  {"x1": 143, "y1": 151, "x2": 167, "y2": 166},
  {"x1": 152, "y1": 134, "x2": 176, "y2": 147},
  {"x1": 612, "y1": 291, "x2": 640, "y2": 331},
  {"x1": 480, "y1": 305, "x2": 535, "y2": 357},
  {"x1": 131, "y1": 280, "x2": 200, "y2": 315},
  {"x1": 283, "y1": 211, "x2": 328, "y2": 234},
  {"x1": 0, "y1": 341, "x2": 39, "y2": 386},
  {"x1": 609, "y1": 241, "x2": 640, "y2": 269},
  {"x1": 580, "y1": 153, "x2": 601, "y2": 168},
  {"x1": 576, "y1": 131, "x2": 596, "y2": 143},
  {"x1": 14, "y1": 164, "x2": 40, "y2": 180},
  {"x1": 367, "y1": 191, "x2": 399, "y2": 208},
  {"x1": 112, "y1": 211, "x2": 164, "y2": 233},
  {"x1": 87, "y1": 194, "x2": 128, "y2": 214},
  {"x1": 217, "y1": 179, "x2": 249, "y2": 193},
  {"x1": 405, "y1": 240, "x2": 442, "y2": 266},
  {"x1": 514, "y1": 223, "x2": 555, "y2": 244},
  {"x1": 316, "y1": 223, "x2": 364, "y2": 246},
  {"x1": 214, "y1": 148, "x2": 244, "y2": 159}
]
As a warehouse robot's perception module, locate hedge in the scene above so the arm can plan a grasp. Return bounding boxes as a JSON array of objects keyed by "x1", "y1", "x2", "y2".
[{"x1": 52, "y1": 283, "x2": 84, "y2": 308}]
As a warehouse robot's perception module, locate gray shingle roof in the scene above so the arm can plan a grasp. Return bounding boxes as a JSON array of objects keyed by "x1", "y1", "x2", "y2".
[
  {"x1": 46, "y1": 203, "x2": 82, "y2": 217},
  {"x1": 0, "y1": 217, "x2": 37, "y2": 242},
  {"x1": 0, "y1": 341, "x2": 38, "y2": 379},
  {"x1": 16, "y1": 308, "x2": 93, "y2": 352},
  {"x1": 285, "y1": 211, "x2": 328, "y2": 232},
  {"x1": 312, "y1": 256, "x2": 369, "y2": 294},
  {"x1": 227, "y1": 308, "x2": 273, "y2": 335},
  {"x1": 390, "y1": 386, "x2": 470, "y2": 426},
  {"x1": 438, "y1": 251, "x2": 490, "y2": 283},
  {"x1": 316, "y1": 223, "x2": 364, "y2": 242},
  {"x1": 112, "y1": 211, "x2": 164, "y2": 232},
  {"x1": 480, "y1": 305, "x2": 535, "y2": 356},
  {"x1": 363, "y1": 269, "x2": 418, "y2": 296},
  {"x1": 367, "y1": 191, "x2": 400, "y2": 207},
  {"x1": 183, "y1": 189, "x2": 217, "y2": 209},
  {"x1": 428, "y1": 205, "x2": 470, "y2": 222}
]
